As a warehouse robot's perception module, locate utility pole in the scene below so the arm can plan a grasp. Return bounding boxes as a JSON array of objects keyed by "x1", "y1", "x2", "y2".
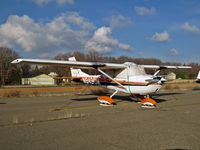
[{"x1": 0, "y1": 60, "x2": 5, "y2": 86}]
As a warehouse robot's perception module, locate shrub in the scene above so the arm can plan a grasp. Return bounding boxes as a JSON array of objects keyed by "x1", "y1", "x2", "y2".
[{"x1": 3, "y1": 90, "x2": 21, "y2": 97}]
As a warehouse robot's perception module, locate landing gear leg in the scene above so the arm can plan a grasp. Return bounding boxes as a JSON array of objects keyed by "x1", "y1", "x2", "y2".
[
  {"x1": 130, "y1": 94, "x2": 141, "y2": 102},
  {"x1": 110, "y1": 90, "x2": 118, "y2": 98}
]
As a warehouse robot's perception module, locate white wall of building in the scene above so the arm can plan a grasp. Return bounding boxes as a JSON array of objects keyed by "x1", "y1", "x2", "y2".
[{"x1": 22, "y1": 74, "x2": 55, "y2": 85}]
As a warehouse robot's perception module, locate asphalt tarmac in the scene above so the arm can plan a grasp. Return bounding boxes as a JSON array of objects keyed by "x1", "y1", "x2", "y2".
[{"x1": 0, "y1": 90, "x2": 200, "y2": 150}]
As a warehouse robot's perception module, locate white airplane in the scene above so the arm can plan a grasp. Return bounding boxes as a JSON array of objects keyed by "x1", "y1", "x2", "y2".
[
  {"x1": 196, "y1": 70, "x2": 200, "y2": 83},
  {"x1": 11, "y1": 57, "x2": 191, "y2": 108}
]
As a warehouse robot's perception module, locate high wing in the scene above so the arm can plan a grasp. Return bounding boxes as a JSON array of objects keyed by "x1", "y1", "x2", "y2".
[
  {"x1": 139, "y1": 65, "x2": 191, "y2": 69},
  {"x1": 11, "y1": 58, "x2": 191, "y2": 70},
  {"x1": 11, "y1": 58, "x2": 126, "y2": 70},
  {"x1": 139, "y1": 65, "x2": 191, "y2": 76}
]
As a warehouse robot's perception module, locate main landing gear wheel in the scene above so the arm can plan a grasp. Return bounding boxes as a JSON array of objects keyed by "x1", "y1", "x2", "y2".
[
  {"x1": 97, "y1": 96, "x2": 116, "y2": 106},
  {"x1": 141, "y1": 97, "x2": 157, "y2": 108}
]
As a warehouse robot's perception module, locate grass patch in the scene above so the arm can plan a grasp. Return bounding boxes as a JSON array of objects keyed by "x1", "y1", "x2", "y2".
[
  {"x1": 32, "y1": 90, "x2": 39, "y2": 96},
  {"x1": 3, "y1": 90, "x2": 21, "y2": 98},
  {"x1": 163, "y1": 85, "x2": 173, "y2": 90}
]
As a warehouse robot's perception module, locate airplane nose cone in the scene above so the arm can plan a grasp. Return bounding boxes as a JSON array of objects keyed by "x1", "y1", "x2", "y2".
[{"x1": 161, "y1": 77, "x2": 167, "y2": 82}]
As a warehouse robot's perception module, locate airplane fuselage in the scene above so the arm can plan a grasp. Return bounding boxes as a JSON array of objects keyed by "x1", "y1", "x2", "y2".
[{"x1": 79, "y1": 74, "x2": 162, "y2": 95}]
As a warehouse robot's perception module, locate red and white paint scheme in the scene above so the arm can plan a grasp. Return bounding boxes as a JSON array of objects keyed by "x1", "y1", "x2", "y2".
[{"x1": 11, "y1": 57, "x2": 191, "y2": 108}]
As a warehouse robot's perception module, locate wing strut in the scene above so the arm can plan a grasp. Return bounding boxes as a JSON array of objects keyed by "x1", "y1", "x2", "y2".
[
  {"x1": 97, "y1": 68, "x2": 126, "y2": 90},
  {"x1": 110, "y1": 90, "x2": 118, "y2": 98}
]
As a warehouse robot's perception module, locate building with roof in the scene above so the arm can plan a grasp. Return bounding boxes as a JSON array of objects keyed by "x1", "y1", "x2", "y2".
[{"x1": 22, "y1": 73, "x2": 57, "y2": 86}]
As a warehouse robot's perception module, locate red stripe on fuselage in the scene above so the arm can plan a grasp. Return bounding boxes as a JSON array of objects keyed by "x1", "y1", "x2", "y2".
[{"x1": 75, "y1": 76, "x2": 160, "y2": 86}]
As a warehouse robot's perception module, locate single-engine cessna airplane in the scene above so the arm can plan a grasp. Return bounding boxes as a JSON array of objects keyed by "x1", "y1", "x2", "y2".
[{"x1": 12, "y1": 57, "x2": 191, "y2": 108}]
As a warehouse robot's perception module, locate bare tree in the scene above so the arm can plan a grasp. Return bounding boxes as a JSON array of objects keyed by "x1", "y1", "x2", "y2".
[{"x1": 0, "y1": 47, "x2": 21, "y2": 85}]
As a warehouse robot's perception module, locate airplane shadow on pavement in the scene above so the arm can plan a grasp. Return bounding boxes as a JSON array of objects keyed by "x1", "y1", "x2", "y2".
[
  {"x1": 71, "y1": 91, "x2": 184, "y2": 104},
  {"x1": 0, "y1": 102, "x2": 6, "y2": 104},
  {"x1": 151, "y1": 92, "x2": 183, "y2": 103}
]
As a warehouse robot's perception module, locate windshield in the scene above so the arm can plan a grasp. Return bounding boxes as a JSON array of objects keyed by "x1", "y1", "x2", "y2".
[{"x1": 129, "y1": 64, "x2": 146, "y2": 76}]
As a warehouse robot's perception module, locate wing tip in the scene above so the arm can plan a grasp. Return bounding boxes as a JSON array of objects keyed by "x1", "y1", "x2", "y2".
[{"x1": 11, "y1": 59, "x2": 23, "y2": 64}]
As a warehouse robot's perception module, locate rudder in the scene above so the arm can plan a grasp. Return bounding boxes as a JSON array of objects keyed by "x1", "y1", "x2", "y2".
[{"x1": 68, "y1": 57, "x2": 89, "y2": 78}]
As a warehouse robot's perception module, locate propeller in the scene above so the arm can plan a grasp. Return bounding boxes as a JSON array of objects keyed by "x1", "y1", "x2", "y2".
[{"x1": 146, "y1": 67, "x2": 167, "y2": 84}]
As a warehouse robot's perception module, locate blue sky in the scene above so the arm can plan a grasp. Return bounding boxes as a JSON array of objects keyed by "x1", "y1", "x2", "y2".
[{"x1": 0, "y1": 0, "x2": 200, "y2": 63}]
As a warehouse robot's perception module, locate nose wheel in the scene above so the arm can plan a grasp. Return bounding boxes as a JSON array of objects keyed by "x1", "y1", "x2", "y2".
[{"x1": 130, "y1": 94, "x2": 157, "y2": 108}]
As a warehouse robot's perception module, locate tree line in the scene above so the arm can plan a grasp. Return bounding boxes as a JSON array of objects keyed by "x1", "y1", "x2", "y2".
[{"x1": 0, "y1": 47, "x2": 200, "y2": 86}]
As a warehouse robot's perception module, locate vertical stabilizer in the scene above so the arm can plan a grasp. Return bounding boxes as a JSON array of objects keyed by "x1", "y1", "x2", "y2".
[
  {"x1": 68, "y1": 57, "x2": 76, "y2": 61},
  {"x1": 68, "y1": 57, "x2": 89, "y2": 77}
]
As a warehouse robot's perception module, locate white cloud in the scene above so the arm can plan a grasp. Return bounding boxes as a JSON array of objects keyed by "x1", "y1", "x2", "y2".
[
  {"x1": 151, "y1": 31, "x2": 170, "y2": 42},
  {"x1": 0, "y1": 13, "x2": 132, "y2": 56},
  {"x1": 65, "y1": 12, "x2": 96, "y2": 30},
  {"x1": 57, "y1": 0, "x2": 74, "y2": 5},
  {"x1": 108, "y1": 15, "x2": 132, "y2": 29},
  {"x1": 169, "y1": 48, "x2": 179, "y2": 56},
  {"x1": 135, "y1": 6, "x2": 156, "y2": 16},
  {"x1": 85, "y1": 26, "x2": 133, "y2": 53},
  {"x1": 181, "y1": 22, "x2": 200, "y2": 33},
  {"x1": 0, "y1": 12, "x2": 95, "y2": 56},
  {"x1": 35, "y1": 0, "x2": 74, "y2": 6}
]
